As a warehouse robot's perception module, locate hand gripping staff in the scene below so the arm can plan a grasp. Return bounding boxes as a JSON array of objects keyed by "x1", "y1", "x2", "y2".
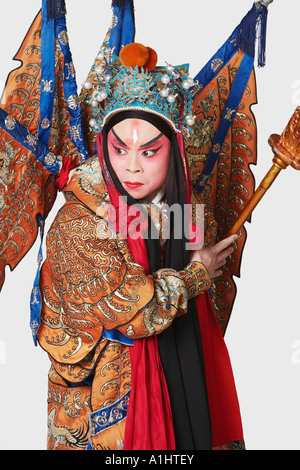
[{"x1": 228, "y1": 105, "x2": 300, "y2": 236}]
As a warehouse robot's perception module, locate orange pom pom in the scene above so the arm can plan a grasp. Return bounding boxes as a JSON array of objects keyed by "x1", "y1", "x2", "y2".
[
  {"x1": 119, "y1": 43, "x2": 149, "y2": 68},
  {"x1": 144, "y1": 47, "x2": 158, "y2": 71}
]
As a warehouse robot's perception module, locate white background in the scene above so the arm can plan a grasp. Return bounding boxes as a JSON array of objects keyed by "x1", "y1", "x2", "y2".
[{"x1": 0, "y1": 0, "x2": 299, "y2": 450}]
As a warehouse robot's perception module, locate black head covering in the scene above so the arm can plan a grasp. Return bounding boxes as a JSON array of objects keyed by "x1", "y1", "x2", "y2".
[{"x1": 102, "y1": 110, "x2": 212, "y2": 450}]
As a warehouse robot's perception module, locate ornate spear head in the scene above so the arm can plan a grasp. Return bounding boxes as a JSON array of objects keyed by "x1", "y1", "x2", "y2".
[{"x1": 268, "y1": 106, "x2": 300, "y2": 171}]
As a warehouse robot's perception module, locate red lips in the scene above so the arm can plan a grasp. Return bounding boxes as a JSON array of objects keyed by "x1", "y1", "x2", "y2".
[{"x1": 124, "y1": 181, "x2": 144, "y2": 189}]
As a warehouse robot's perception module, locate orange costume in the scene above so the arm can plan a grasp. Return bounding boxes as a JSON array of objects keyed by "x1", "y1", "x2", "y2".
[
  {"x1": 0, "y1": 0, "x2": 272, "y2": 451},
  {"x1": 39, "y1": 155, "x2": 213, "y2": 450}
]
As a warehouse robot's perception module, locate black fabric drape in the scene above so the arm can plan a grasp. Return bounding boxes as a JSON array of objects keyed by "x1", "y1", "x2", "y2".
[{"x1": 103, "y1": 110, "x2": 212, "y2": 450}]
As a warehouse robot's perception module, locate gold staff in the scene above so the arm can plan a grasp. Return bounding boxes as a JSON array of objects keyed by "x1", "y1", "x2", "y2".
[{"x1": 228, "y1": 106, "x2": 300, "y2": 236}]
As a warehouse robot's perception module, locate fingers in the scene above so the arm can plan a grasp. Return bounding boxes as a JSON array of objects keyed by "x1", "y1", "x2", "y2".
[
  {"x1": 214, "y1": 234, "x2": 238, "y2": 273},
  {"x1": 189, "y1": 234, "x2": 239, "y2": 280},
  {"x1": 212, "y1": 270, "x2": 223, "y2": 279},
  {"x1": 214, "y1": 234, "x2": 238, "y2": 254},
  {"x1": 217, "y1": 245, "x2": 234, "y2": 264}
]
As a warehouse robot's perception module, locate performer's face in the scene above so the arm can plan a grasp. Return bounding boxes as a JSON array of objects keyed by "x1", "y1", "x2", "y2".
[{"x1": 108, "y1": 118, "x2": 171, "y2": 200}]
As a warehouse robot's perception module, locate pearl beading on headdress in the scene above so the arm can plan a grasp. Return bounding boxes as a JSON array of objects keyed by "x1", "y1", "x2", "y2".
[{"x1": 83, "y1": 49, "x2": 197, "y2": 137}]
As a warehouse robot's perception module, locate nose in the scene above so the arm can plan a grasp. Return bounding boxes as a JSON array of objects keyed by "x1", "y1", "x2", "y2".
[{"x1": 126, "y1": 153, "x2": 143, "y2": 173}]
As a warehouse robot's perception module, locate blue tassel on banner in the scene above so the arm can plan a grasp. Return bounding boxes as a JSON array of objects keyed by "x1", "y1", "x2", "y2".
[
  {"x1": 193, "y1": 2, "x2": 271, "y2": 195},
  {"x1": 236, "y1": 3, "x2": 257, "y2": 58},
  {"x1": 236, "y1": 2, "x2": 269, "y2": 67},
  {"x1": 257, "y1": 4, "x2": 268, "y2": 67},
  {"x1": 46, "y1": 0, "x2": 66, "y2": 19}
]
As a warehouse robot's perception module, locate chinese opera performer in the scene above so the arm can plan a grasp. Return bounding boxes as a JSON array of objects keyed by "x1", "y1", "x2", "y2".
[{"x1": 0, "y1": 0, "x2": 281, "y2": 450}]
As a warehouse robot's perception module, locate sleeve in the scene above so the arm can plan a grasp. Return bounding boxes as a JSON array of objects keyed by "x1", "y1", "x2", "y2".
[{"x1": 37, "y1": 201, "x2": 210, "y2": 380}]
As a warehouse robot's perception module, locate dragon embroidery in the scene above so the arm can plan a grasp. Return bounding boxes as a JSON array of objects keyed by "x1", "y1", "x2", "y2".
[{"x1": 48, "y1": 407, "x2": 89, "y2": 450}]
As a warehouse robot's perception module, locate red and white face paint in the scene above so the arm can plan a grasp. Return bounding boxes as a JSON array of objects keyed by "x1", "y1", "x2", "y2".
[{"x1": 107, "y1": 118, "x2": 171, "y2": 200}]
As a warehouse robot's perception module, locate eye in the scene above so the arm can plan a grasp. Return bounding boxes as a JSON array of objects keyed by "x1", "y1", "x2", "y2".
[
  {"x1": 142, "y1": 145, "x2": 163, "y2": 158},
  {"x1": 112, "y1": 144, "x2": 128, "y2": 155}
]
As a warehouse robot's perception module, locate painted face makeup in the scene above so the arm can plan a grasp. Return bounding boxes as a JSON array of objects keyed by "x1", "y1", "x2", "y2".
[{"x1": 107, "y1": 118, "x2": 171, "y2": 200}]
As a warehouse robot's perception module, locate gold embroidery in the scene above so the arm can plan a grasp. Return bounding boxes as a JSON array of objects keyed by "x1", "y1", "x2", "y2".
[
  {"x1": 224, "y1": 107, "x2": 236, "y2": 120},
  {"x1": 41, "y1": 79, "x2": 54, "y2": 93},
  {"x1": 211, "y1": 58, "x2": 224, "y2": 73}
]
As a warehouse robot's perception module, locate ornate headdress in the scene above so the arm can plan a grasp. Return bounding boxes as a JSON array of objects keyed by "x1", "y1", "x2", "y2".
[{"x1": 82, "y1": 43, "x2": 197, "y2": 138}]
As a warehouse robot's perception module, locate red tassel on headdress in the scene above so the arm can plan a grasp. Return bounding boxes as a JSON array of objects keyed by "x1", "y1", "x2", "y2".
[{"x1": 119, "y1": 43, "x2": 158, "y2": 72}]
